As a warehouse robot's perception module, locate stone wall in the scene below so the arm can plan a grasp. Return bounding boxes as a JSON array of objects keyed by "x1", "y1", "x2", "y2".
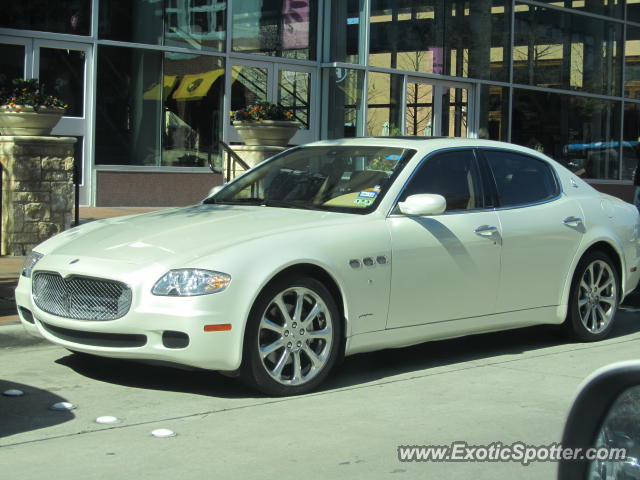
[{"x1": 0, "y1": 136, "x2": 76, "y2": 256}]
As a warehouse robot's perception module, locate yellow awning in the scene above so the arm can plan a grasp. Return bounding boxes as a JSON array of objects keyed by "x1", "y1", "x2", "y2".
[
  {"x1": 172, "y1": 69, "x2": 224, "y2": 101},
  {"x1": 143, "y1": 75, "x2": 178, "y2": 101}
]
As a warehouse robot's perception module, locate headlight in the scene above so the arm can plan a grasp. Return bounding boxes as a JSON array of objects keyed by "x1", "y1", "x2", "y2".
[
  {"x1": 21, "y1": 251, "x2": 44, "y2": 278},
  {"x1": 152, "y1": 269, "x2": 231, "y2": 296}
]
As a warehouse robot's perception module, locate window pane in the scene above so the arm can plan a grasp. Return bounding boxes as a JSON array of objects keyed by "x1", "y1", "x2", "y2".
[
  {"x1": 511, "y1": 89, "x2": 621, "y2": 180},
  {"x1": 478, "y1": 85, "x2": 509, "y2": 141},
  {"x1": 445, "y1": 1, "x2": 511, "y2": 82},
  {"x1": 231, "y1": 65, "x2": 268, "y2": 122},
  {"x1": 369, "y1": 0, "x2": 440, "y2": 73},
  {"x1": 399, "y1": 150, "x2": 483, "y2": 211},
  {"x1": 630, "y1": 0, "x2": 640, "y2": 23},
  {"x1": 329, "y1": 0, "x2": 363, "y2": 63},
  {"x1": 369, "y1": 0, "x2": 509, "y2": 82},
  {"x1": 484, "y1": 151, "x2": 559, "y2": 206},
  {"x1": 164, "y1": 0, "x2": 226, "y2": 51},
  {"x1": 232, "y1": 0, "x2": 317, "y2": 60},
  {"x1": 405, "y1": 82, "x2": 434, "y2": 136},
  {"x1": 99, "y1": 0, "x2": 163, "y2": 44},
  {"x1": 513, "y1": 4, "x2": 622, "y2": 96},
  {"x1": 278, "y1": 70, "x2": 310, "y2": 129},
  {"x1": 163, "y1": 53, "x2": 224, "y2": 167},
  {"x1": 626, "y1": 26, "x2": 640, "y2": 100},
  {"x1": 523, "y1": 0, "x2": 623, "y2": 19},
  {"x1": 95, "y1": 46, "x2": 163, "y2": 166},
  {"x1": 0, "y1": 44, "x2": 25, "y2": 91},
  {"x1": 440, "y1": 86, "x2": 469, "y2": 137},
  {"x1": 623, "y1": 103, "x2": 640, "y2": 182},
  {"x1": 39, "y1": 48, "x2": 85, "y2": 118},
  {"x1": 326, "y1": 68, "x2": 364, "y2": 139},
  {"x1": 0, "y1": 0, "x2": 91, "y2": 35},
  {"x1": 367, "y1": 72, "x2": 403, "y2": 136}
]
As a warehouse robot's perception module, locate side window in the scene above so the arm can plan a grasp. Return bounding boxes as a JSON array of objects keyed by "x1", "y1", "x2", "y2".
[
  {"x1": 399, "y1": 150, "x2": 483, "y2": 212},
  {"x1": 484, "y1": 151, "x2": 559, "y2": 207}
]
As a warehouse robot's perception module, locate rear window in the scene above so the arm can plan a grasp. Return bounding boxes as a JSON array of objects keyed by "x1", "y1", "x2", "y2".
[{"x1": 483, "y1": 150, "x2": 559, "y2": 207}]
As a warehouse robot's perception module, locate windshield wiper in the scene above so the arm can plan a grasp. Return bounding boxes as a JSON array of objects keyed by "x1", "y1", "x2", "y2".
[
  {"x1": 204, "y1": 197, "x2": 264, "y2": 205},
  {"x1": 205, "y1": 197, "x2": 323, "y2": 210},
  {"x1": 262, "y1": 199, "x2": 324, "y2": 211}
]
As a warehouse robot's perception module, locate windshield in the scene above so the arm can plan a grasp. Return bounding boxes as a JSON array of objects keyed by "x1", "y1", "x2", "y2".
[{"x1": 206, "y1": 145, "x2": 415, "y2": 213}]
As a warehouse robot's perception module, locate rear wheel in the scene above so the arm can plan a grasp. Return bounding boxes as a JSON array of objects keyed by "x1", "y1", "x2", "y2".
[
  {"x1": 565, "y1": 251, "x2": 619, "y2": 342},
  {"x1": 241, "y1": 275, "x2": 341, "y2": 396}
]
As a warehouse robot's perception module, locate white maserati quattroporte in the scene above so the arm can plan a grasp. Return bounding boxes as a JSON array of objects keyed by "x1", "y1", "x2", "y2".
[{"x1": 15, "y1": 138, "x2": 640, "y2": 395}]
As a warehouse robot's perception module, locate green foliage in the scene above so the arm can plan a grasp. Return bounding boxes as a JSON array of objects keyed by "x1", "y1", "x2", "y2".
[
  {"x1": 0, "y1": 78, "x2": 67, "y2": 110},
  {"x1": 232, "y1": 101, "x2": 294, "y2": 122}
]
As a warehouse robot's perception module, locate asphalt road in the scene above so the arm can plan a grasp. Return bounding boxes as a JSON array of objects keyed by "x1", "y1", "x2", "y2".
[{"x1": 1, "y1": 309, "x2": 639, "y2": 480}]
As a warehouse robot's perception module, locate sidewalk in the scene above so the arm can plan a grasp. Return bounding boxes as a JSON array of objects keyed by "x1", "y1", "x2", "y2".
[{"x1": 0, "y1": 206, "x2": 160, "y2": 325}]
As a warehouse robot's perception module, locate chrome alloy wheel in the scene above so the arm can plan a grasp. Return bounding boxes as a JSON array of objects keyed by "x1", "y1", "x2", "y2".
[
  {"x1": 577, "y1": 259, "x2": 618, "y2": 334},
  {"x1": 257, "y1": 287, "x2": 333, "y2": 386}
]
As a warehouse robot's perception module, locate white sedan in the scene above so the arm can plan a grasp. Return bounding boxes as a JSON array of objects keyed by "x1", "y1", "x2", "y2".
[{"x1": 15, "y1": 138, "x2": 640, "y2": 395}]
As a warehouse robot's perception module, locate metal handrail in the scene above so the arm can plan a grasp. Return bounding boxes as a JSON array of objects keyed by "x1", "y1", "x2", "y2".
[{"x1": 216, "y1": 141, "x2": 251, "y2": 181}]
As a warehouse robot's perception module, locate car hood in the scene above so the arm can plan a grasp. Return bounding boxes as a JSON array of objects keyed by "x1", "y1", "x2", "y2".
[{"x1": 41, "y1": 204, "x2": 355, "y2": 267}]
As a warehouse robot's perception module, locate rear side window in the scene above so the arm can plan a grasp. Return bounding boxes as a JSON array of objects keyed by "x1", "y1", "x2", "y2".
[{"x1": 483, "y1": 150, "x2": 559, "y2": 207}]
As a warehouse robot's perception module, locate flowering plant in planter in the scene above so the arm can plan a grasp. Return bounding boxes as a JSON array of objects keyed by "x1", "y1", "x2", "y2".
[
  {"x1": 0, "y1": 78, "x2": 68, "y2": 136},
  {"x1": 231, "y1": 101, "x2": 299, "y2": 147},
  {"x1": 0, "y1": 78, "x2": 67, "y2": 112},
  {"x1": 231, "y1": 101, "x2": 294, "y2": 122}
]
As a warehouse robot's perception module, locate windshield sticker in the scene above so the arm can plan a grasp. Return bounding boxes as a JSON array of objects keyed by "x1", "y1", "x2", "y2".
[
  {"x1": 385, "y1": 154, "x2": 402, "y2": 161},
  {"x1": 358, "y1": 190, "x2": 377, "y2": 199},
  {"x1": 354, "y1": 198, "x2": 374, "y2": 207}
]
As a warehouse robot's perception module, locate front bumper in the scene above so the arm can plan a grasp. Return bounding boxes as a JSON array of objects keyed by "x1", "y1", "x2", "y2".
[{"x1": 15, "y1": 272, "x2": 246, "y2": 372}]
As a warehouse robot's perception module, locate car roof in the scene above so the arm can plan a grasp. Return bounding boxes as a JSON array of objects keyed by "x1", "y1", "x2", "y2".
[{"x1": 302, "y1": 137, "x2": 538, "y2": 155}]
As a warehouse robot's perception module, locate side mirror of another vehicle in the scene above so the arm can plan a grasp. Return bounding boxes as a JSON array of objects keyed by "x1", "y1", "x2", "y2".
[
  {"x1": 398, "y1": 194, "x2": 447, "y2": 216},
  {"x1": 558, "y1": 361, "x2": 640, "y2": 480}
]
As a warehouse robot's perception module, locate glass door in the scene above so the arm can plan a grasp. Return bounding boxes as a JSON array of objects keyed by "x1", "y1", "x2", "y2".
[
  {"x1": 225, "y1": 60, "x2": 317, "y2": 145},
  {"x1": 34, "y1": 39, "x2": 93, "y2": 206},
  {"x1": 0, "y1": 36, "x2": 92, "y2": 205},
  {"x1": 404, "y1": 78, "x2": 473, "y2": 138}
]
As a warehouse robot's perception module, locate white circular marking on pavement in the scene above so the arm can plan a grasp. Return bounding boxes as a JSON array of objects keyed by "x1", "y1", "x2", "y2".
[
  {"x1": 3, "y1": 389, "x2": 24, "y2": 397},
  {"x1": 50, "y1": 402, "x2": 76, "y2": 411},
  {"x1": 151, "y1": 428, "x2": 176, "y2": 438},
  {"x1": 95, "y1": 416, "x2": 120, "y2": 424}
]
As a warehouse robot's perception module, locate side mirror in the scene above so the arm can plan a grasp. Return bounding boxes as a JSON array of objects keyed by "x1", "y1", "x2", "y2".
[
  {"x1": 208, "y1": 185, "x2": 224, "y2": 197},
  {"x1": 398, "y1": 194, "x2": 446, "y2": 216},
  {"x1": 558, "y1": 361, "x2": 640, "y2": 479}
]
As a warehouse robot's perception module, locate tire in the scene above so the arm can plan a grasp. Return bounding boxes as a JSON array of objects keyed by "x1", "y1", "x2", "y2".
[
  {"x1": 564, "y1": 251, "x2": 620, "y2": 342},
  {"x1": 241, "y1": 275, "x2": 342, "y2": 396}
]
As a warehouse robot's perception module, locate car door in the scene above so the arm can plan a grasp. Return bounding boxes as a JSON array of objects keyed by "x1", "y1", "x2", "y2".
[
  {"x1": 479, "y1": 149, "x2": 584, "y2": 312},
  {"x1": 386, "y1": 149, "x2": 502, "y2": 329}
]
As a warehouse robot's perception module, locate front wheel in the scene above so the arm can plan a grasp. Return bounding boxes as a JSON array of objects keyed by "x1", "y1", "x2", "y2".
[
  {"x1": 565, "y1": 251, "x2": 620, "y2": 342},
  {"x1": 241, "y1": 275, "x2": 342, "y2": 396}
]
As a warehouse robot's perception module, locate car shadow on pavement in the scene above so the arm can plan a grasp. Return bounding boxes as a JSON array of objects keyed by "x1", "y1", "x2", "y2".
[
  {"x1": 322, "y1": 311, "x2": 640, "y2": 392},
  {"x1": 53, "y1": 312, "x2": 640, "y2": 398},
  {"x1": 0, "y1": 380, "x2": 74, "y2": 439},
  {"x1": 55, "y1": 354, "x2": 257, "y2": 398}
]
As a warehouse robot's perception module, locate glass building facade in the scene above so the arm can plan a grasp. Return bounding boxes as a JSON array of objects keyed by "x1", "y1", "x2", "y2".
[{"x1": 1, "y1": 0, "x2": 639, "y2": 206}]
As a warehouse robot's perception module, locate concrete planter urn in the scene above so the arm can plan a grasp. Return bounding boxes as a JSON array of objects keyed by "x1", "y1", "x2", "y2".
[
  {"x1": 233, "y1": 120, "x2": 300, "y2": 147},
  {"x1": 0, "y1": 105, "x2": 65, "y2": 136}
]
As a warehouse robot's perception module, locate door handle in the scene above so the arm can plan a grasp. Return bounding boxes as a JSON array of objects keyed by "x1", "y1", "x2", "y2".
[
  {"x1": 563, "y1": 216, "x2": 583, "y2": 227},
  {"x1": 474, "y1": 225, "x2": 498, "y2": 236}
]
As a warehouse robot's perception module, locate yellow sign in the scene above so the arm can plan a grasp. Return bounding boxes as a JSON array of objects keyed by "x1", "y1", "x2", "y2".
[{"x1": 171, "y1": 69, "x2": 224, "y2": 101}]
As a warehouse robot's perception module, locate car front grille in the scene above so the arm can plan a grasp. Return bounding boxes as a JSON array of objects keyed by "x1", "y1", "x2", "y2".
[{"x1": 32, "y1": 272, "x2": 132, "y2": 321}]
